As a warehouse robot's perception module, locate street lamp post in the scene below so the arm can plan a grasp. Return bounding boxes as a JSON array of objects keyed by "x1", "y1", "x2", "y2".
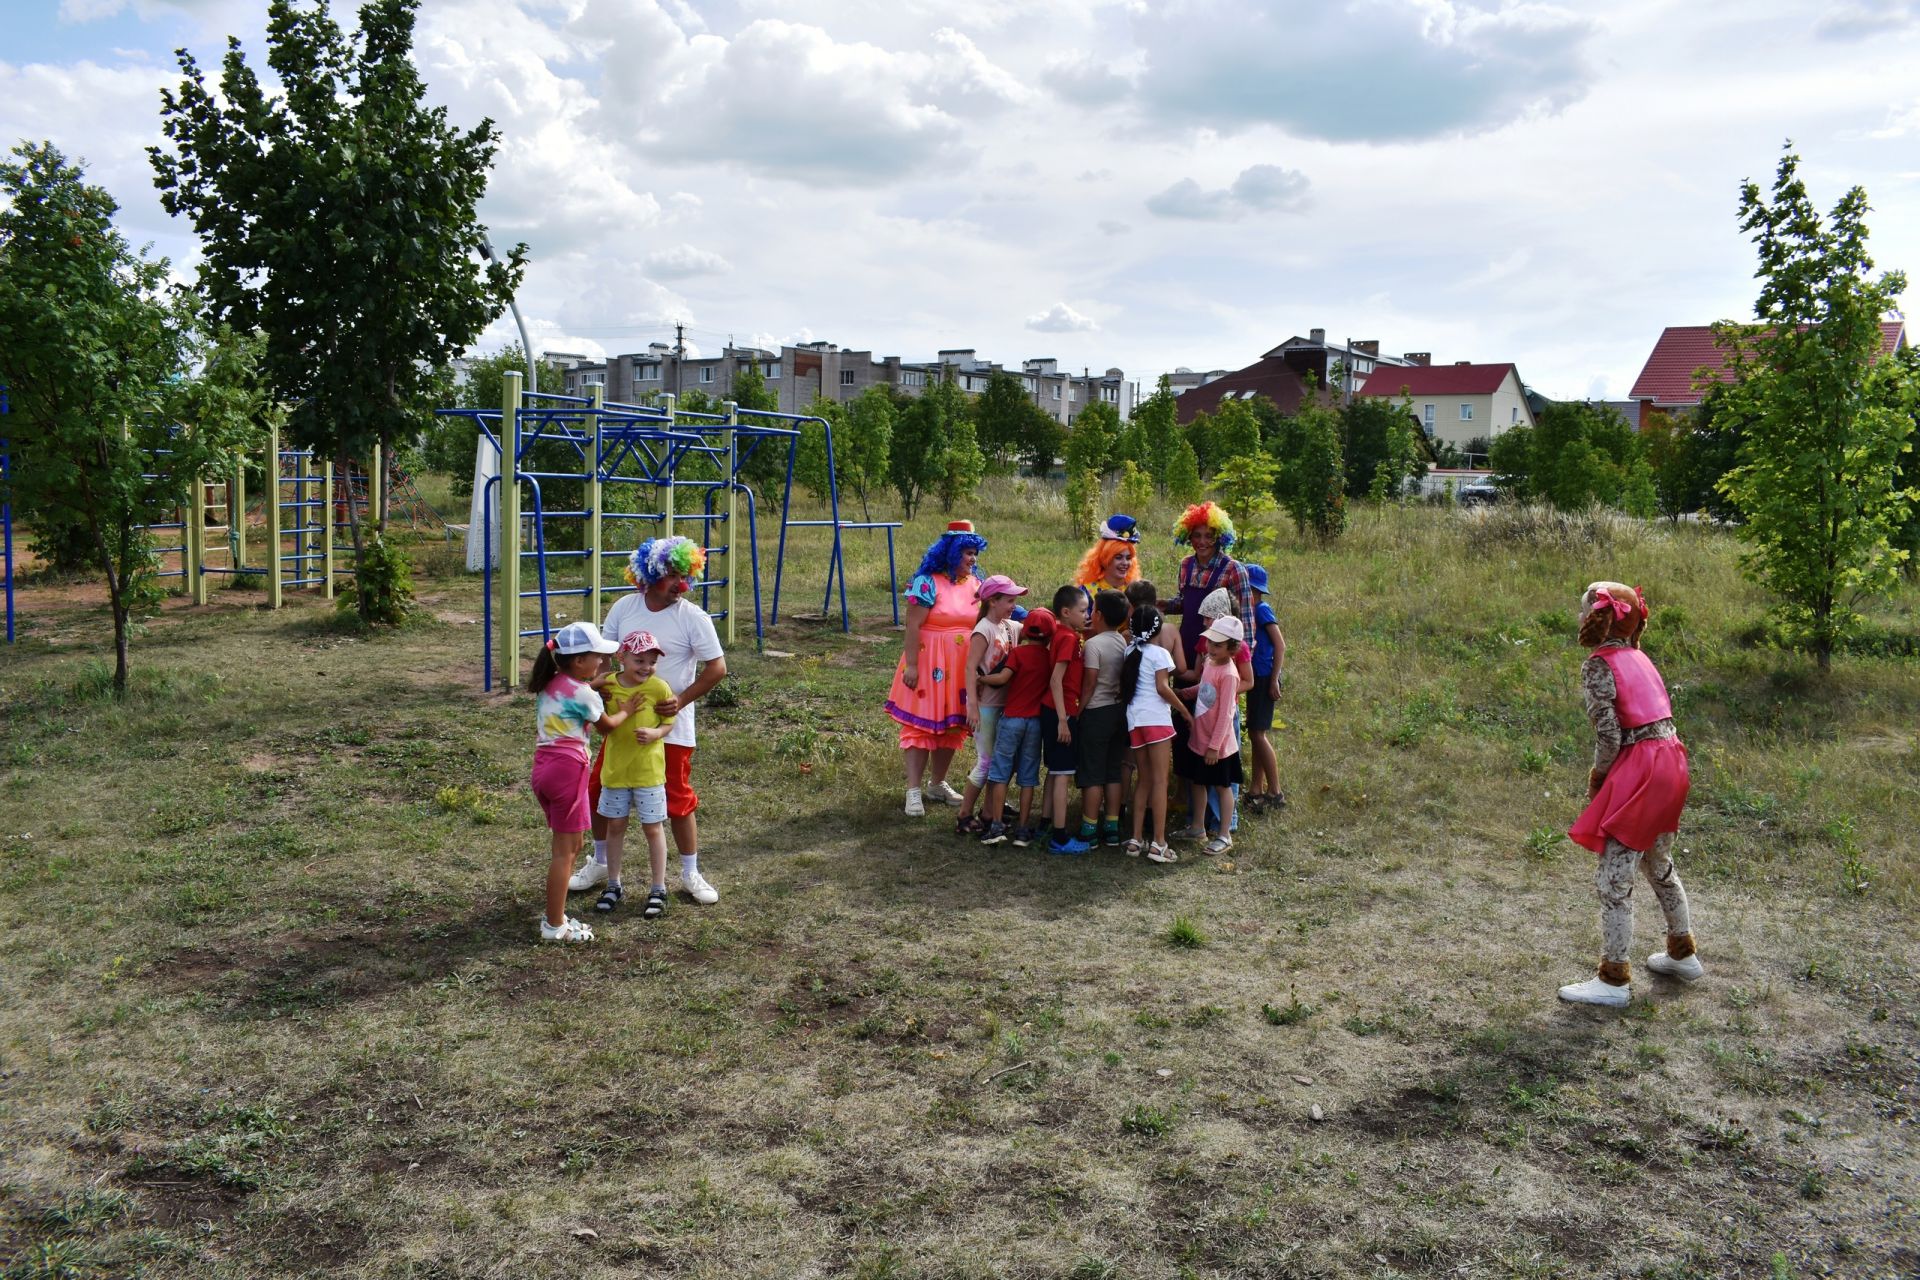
[{"x1": 479, "y1": 238, "x2": 535, "y2": 395}]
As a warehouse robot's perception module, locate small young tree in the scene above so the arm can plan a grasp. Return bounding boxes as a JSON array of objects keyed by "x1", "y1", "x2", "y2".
[
  {"x1": 1163, "y1": 434, "x2": 1203, "y2": 504},
  {"x1": 1065, "y1": 400, "x2": 1121, "y2": 480},
  {"x1": 1277, "y1": 402, "x2": 1347, "y2": 542},
  {"x1": 839, "y1": 385, "x2": 896, "y2": 519},
  {"x1": 974, "y1": 369, "x2": 1033, "y2": 471},
  {"x1": 0, "y1": 142, "x2": 266, "y2": 692},
  {"x1": 151, "y1": 0, "x2": 525, "y2": 623},
  {"x1": 1715, "y1": 147, "x2": 1914, "y2": 669},
  {"x1": 794, "y1": 394, "x2": 848, "y2": 505},
  {"x1": 1207, "y1": 397, "x2": 1262, "y2": 472},
  {"x1": 1134, "y1": 375, "x2": 1185, "y2": 488},
  {"x1": 932, "y1": 376, "x2": 986, "y2": 514},
  {"x1": 1342, "y1": 396, "x2": 1423, "y2": 500},
  {"x1": 1117, "y1": 459, "x2": 1155, "y2": 516}
]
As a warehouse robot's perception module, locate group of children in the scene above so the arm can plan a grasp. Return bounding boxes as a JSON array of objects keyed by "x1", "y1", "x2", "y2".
[{"x1": 942, "y1": 570, "x2": 1285, "y2": 866}]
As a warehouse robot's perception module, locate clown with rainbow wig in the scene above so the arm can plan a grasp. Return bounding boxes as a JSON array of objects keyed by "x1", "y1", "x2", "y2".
[
  {"x1": 885, "y1": 520, "x2": 989, "y2": 816},
  {"x1": 566, "y1": 534, "x2": 729, "y2": 910},
  {"x1": 1075, "y1": 513, "x2": 1143, "y2": 596},
  {"x1": 1169, "y1": 502, "x2": 1255, "y2": 660}
]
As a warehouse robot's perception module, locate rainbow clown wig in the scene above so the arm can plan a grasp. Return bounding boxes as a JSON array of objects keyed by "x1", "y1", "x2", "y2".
[
  {"x1": 626, "y1": 535, "x2": 707, "y2": 589},
  {"x1": 914, "y1": 520, "x2": 988, "y2": 582},
  {"x1": 1173, "y1": 502, "x2": 1235, "y2": 551}
]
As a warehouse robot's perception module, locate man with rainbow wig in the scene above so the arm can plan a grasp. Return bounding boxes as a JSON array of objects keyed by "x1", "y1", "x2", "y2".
[
  {"x1": 1170, "y1": 502, "x2": 1255, "y2": 660},
  {"x1": 570, "y1": 534, "x2": 728, "y2": 907}
]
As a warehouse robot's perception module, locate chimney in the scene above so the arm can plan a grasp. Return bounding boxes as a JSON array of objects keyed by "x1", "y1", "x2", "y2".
[
  {"x1": 1402, "y1": 352, "x2": 1431, "y2": 366},
  {"x1": 1350, "y1": 340, "x2": 1379, "y2": 356},
  {"x1": 1455, "y1": 360, "x2": 1471, "y2": 366},
  {"x1": 1309, "y1": 327, "x2": 1326, "y2": 344}
]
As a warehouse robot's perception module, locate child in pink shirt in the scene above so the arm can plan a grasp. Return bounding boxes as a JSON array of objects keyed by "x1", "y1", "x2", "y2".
[{"x1": 1182, "y1": 615, "x2": 1245, "y2": 857}]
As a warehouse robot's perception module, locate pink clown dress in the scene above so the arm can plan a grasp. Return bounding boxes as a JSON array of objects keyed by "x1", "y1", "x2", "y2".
[
  {"x1": 885, "y1": 571, "x2": 979, "y2": 751},
  {"x1": 1569, "y1": 646, "x2": 1690, "y2": 854}
]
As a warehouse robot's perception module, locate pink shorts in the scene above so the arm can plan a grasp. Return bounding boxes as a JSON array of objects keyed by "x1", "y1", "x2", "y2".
[
  {"x1": 1129, "y1": 725, "x2": 1175, "y2": 748},
  {"x1": 531, "y1": 747, "x2": 592, "y2": 832}
]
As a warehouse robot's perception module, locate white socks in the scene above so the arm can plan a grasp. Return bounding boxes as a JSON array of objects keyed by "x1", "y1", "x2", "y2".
[
  {"x1": 593, "y1": 838, "x2": 608, "y2": 865},
  {"x1": 681, "y1": 852, "x2": 699, "y2": 878}
]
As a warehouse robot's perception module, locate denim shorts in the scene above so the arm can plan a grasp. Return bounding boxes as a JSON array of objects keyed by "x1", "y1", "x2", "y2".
[
  {"x1": 597, "y1": 783, "x2": 668, "y2": 824},
  {"x1": 987, "y1": 714, "x2": 1042, "y2": 788}
]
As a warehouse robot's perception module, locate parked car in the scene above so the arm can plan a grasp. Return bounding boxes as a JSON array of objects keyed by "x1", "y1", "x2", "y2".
[{"x1": 1458, "y1": 476, "x2": 1500, "y2": 506}]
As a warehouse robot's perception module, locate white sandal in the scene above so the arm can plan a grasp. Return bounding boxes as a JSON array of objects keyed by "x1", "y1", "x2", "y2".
[
  {"x1": 1146, "y1": 843, "x2": 1177, "y2": 864},
  {"x1": 1123, "y1": 838, "x2": 1145, "y2": 858},
  {"x1": 1203, "y1": 836, "x2": 1233, "y2": 857},
  {"x1": 539, "y1": 915, "x2": 595, "y2": 943}
]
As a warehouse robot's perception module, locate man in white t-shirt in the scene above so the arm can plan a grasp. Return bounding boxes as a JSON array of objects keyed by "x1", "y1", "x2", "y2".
[{"x1": 569, "y1": 535, "x2": 728, "y2": 905}]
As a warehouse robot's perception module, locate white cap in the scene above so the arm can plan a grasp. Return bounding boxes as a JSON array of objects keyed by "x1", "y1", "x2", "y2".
[
  {"x1": 1201, "y1": 615, "x2": 1244, "y2": 644},
  {"x1": 550, "y1": 621, "x2": 619, "y2": 656}
]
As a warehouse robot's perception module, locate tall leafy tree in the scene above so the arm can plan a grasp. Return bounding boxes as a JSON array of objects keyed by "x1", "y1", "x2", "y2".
[
  {"x1": 1274, "y1": 401, "x2": 1347, "y2": 542},
  {"x1": 1134, "y1": 375, "x2": 1184, "y2": 491},
  {"x1": 1715, "y1": 148, "x2": 1914, "y2": 669},
  {"x1": 1205, "y1": 397, "x2": 1262, "y2": 472},
  {"x1": 974, "y1": 370, "x2": 1032, "y2": 471},
  {"x1": 1341, "y1": 395, "x2": 1423, "y2": 500},
  {"x1": 1064, "y1": 400, "x2": 1121, "y2": 479},
  {"x1": 0, "y1": 142, "x2": 266, "y2": 692},
  {"x1": 150, "y1": 0, "x2": 525, "y2": 620},
  {"x1": 891, "y1": 373, "x2": 979, "y2": 518}
]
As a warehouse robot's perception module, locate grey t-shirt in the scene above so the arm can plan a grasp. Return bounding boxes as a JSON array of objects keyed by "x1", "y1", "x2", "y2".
[{"x1": 1082, "y1": 629, "x2": 1130, "y2": 709}]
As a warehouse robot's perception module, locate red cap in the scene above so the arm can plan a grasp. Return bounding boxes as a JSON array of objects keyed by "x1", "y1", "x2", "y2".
[{"x1": 946, "y1": 519, "x2": 975, "y2": 533}]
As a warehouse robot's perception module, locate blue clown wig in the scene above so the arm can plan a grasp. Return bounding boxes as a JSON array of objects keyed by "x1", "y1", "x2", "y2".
[{"x1": 914, "y1": 521, "x2": 988, "y2": 581}]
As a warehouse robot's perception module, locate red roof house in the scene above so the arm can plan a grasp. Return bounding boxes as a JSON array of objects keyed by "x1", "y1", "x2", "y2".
[
  {"x1": 1172, "y1": 355, "x2": 1332, "y2": 423},
  {"x1": 1354, "y1": 362, "x2": 1534, "y2": 445},
  {"x1": 1628, "y1": 321, "x2": 1907, "y2": 426}
]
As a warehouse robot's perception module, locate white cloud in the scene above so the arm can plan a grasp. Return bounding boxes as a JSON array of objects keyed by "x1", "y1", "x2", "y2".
[
  {"x1": 1128, "y1": 0, "x2": 1596, "y2": 142},
  {"x1": 1027, "y1": 302, "x2": 1099, "y2": 333},
  {"x1": 1146, "y1": 165, "x2": 1310, "y2": 220},
  {"x1": 1815, "y1": 0, "x2": 1920, "y2": 39},
  {"x1": 1098, "y1": 219, "x2": 1131, "y2": 236},
  {"x1": 1870, "y1": 99, "x2": 1920, "y2": 138},
  {"x1": 644, "y1": 244, "x2": 734, "y2": 280}
]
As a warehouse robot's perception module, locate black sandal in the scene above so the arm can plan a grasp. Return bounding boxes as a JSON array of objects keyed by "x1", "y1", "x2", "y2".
[
  {"x1": 642, "y1": 890, "x2": 667, "y2": 921},
  {"x1": 594, "y1": 884, "x2": 624, "y2": 913}
]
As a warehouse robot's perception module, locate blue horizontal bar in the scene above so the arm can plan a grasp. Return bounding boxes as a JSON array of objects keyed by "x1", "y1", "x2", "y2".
[{"x1": 522, "y1": 549, "x2": 591, "y2": 560}]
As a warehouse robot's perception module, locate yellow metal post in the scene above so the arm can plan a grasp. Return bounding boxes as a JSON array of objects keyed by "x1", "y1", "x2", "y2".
[
  {"x1": 232, "y1": 463, "x2": 247, "y2": 572},
  {"x1": 267, "y1": 424, "x2": 283, "y2": 609},
  {"x1": 370, "y1": 442, "x2": 383, "y2": 532},
  {"x1": 722, "y1": 400, "x2": 737, "y2": 645},
  {"x1": 501, "y1": 371, "x2": 523, "y2": 689},
  {"x1": 322, "y1": 460, "x2": 336, "y2": 599},
  {"x1": 587, "y1": 384, "x2": 604, "y2": 624},
  {"x1": 187, "y1": 474, "x2": 207, "y2": 605},
  {"x1": 661, "y1": 392, "x2": 676, "y2": 540}
]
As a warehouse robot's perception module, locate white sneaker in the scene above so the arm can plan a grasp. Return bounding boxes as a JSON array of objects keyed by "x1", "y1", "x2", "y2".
[
  {"x1": 1557, "y1": 975, "x2": 1630, "y2": 1007},
  {"x1": 1647, "y1": 951, "x2": 1704, "y2": 982},
  {"x1": 682, "y1": 869, "x2": 720, "y2": 905},
  {"x1": 927, "y1": 779, "x2": 964, "y2": 806},
  {"x1": 567, "y1": 859, "x2": 607, "y2": 892},
  {"x1": 904, "y1": 788, "x2": 926, "y2": 817},
  {"x1": 539, "y1": 915, "x2": 594, "y2": 943}
]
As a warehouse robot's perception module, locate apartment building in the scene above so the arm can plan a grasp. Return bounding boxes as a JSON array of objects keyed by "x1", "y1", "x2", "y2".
[{"x1": 562, "y1": 340, "x2": 1139, "y2": 421}]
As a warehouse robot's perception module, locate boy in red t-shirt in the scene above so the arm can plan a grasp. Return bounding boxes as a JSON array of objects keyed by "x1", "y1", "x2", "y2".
[
  {"x1": 1040, "y1": 586, "x2": 1091, "y2": 854},
  {"x1": 979, "y1": 609, "x2": 1058, "y2": 847}
]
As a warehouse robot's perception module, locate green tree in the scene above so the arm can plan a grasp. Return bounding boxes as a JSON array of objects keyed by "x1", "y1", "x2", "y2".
[
  {"x1": 892, "y1": 372, "x2": 980, "y2": 518},
  {"x1": 1487, "y1": 423, "x2": 1534, "y2": 501},
  {"x1": 1134, "y1": 376, "x2": 1185, "y2": 488},
  {"x1": 1065, "y1": 400, "x2": 1121, "y2": 478},
  {"x1": 729, "y1": 361, "x2": 787, "y2": 493},
  {"x1": 795, "y1": 394, "x2": 848, "y2": 506},
  {"x1": 1117, "y1": 459, "x2": 1154, "y2": 515},
  {"x1": 1208, "y1": 397, "x2": 1262, "y2": 471},
  {"x1": 0, "y1": 142, "x2": 267, "y2": 692},
  {"x1": 1163, "y1": 434, "x2": 1202, "y2": 504},
  {"x1": 974, "y1": 370, "x2": 1033, "y2": 471},
  {"x1": 839, "y1": 385, "x2": 897, "y2": 519},
  {"x1": 423, "y1": 346, "x2": 571, "y2": 496},
  {"x1": 1715, "y1": 148, "x2": 1914, "y2": 669},
  {"x1": 1342, "y1": 396, "x2": 1423, "y2": 500},
  {"x1": 1276, "y1": 402, "x2": 1346, "y2": 542},
  {"x1": 932, "y1": 376, "x2": 986, "y2": 514},
  {"x1": 151, "y1": 0, "x2": 524, "y2": 622}
]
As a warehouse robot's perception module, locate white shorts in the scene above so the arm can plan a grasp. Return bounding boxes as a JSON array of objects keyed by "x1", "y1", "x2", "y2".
[{"x1": 596, "y1": 784, "x2": 667, "y2": 824}]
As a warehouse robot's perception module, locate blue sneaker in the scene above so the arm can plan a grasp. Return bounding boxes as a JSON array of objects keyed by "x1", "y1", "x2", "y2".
[{"x1": 1048, "y1": 835, "x2": 1092, "y2": 856}]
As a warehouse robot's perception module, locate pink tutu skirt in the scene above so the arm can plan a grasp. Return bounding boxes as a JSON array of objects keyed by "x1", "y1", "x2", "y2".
[{"x1": 1569, "y1": 737, "x2": 1689, "y2": 854}]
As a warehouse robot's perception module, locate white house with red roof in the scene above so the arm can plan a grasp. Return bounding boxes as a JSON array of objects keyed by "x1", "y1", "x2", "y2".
[
  {"x1": 1627, "y1": 321, "x2": 1907, "y2": 428},
  {"x1": 1354, "y1": 362, "x2": 1533, "y2": 448}
]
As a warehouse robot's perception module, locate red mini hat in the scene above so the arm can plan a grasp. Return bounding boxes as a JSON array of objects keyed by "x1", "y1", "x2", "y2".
[{"x1": 946, "y1": 519, "x2": 975, "y2": 533}]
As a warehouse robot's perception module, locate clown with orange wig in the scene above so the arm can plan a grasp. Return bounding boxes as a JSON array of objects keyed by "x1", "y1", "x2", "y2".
[
  {"x1": 1558, "y1": 582, "x2": 1700, "y2": 1009},
  {"x1": 568, "y1": 534, "x2": 729, "y2": 910},
  {"x1": 1075, "y1": 513, "x2": 1143, "y2": 596},
  {"x1": 1169, "y1": 502, "x2": 1255, "y2": 660}
]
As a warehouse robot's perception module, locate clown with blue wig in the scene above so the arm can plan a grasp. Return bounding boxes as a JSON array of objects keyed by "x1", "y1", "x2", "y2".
[{"x1": 885, "y1": 520, "x2": 988, "y2": 816}]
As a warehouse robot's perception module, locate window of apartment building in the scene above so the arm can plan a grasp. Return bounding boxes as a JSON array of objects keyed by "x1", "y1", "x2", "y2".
[
  {"x1": 639, "y1": 365, "x2": 660, "y2": 381},
  {"x1": 583, "y1": 373, "x2": 605, "y2": 387},
  {"x1": 901, "y1": 370, "x2": 925, "y2": 388},
  {"x1": 1459, "y1": 402, "x2": 1473, "y2": 421},
  {"x1": 764, "y1": 362, "x2": 781, "y2": 380},
  {"x1": 1052, "y1": 384, "x2": 1061, "y2": 400},
  {"x1": 840, "y1": 369, "x2": 856, "y2": 386},
  {"x1": 1069, "y1": 386, "x2": 1078, "y2": 401},
  {"x1": 1023, "y1": 377, "x2": 1036, "y2": 393},
  {"x1": 1103, "y1": 386, "x2": 1116, "y2": 402},
  {"x1": 700, "y1": 367, "x2": 714, "y2": 383}
]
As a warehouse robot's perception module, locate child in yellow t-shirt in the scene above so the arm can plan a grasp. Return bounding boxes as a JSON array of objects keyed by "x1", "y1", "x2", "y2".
[{"x1": 593, "y1": 631, "x2": 676, "y2": 918}]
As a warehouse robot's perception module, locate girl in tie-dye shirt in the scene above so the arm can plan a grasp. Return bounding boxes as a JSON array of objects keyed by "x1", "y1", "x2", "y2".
[{"x1": 527, "y1": 622, "x2": 630, "y2": 944}]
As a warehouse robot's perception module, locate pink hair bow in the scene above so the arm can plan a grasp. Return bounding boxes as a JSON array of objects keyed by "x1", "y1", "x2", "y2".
[{"x1": 1591, "y1": 588, "x2": 1633, "y2": 619}]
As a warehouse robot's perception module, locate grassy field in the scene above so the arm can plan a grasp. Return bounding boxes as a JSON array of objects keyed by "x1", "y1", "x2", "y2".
[{"x1": 1, "y1": 484, "x2": 1917, "y2": 1280}]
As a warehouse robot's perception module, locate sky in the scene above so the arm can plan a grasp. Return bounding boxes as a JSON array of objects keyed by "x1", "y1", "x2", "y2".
[{"x1": 4, "y1": 0, "x2": 1918, "y2": 401}]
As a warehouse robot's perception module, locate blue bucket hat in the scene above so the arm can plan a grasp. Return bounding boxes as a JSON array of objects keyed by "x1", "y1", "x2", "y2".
[{"x1": 1244, "y1": 564, "x2": 1270, "y2": 594}]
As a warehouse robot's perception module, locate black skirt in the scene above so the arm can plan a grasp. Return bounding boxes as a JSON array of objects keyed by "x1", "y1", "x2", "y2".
[{"x1": 1178, "y1": 742, "x2": 1244, "y2": 787}]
